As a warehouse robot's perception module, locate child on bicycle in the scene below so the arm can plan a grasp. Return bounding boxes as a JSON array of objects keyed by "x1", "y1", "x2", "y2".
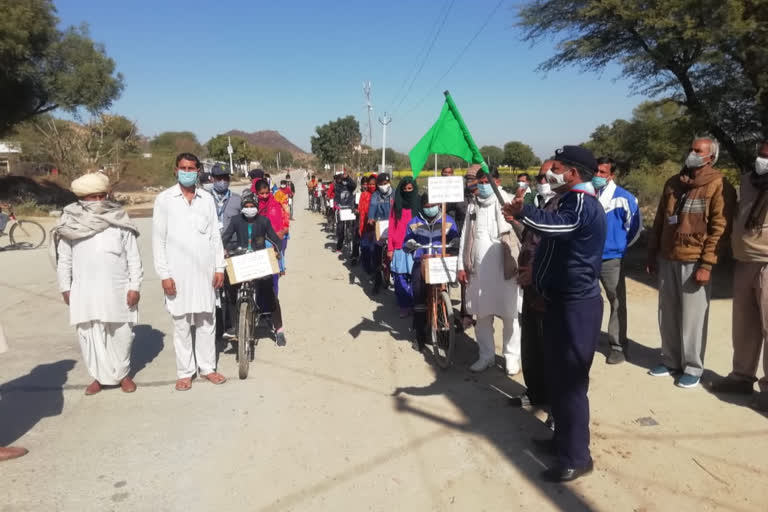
[
  {"x1": 403, "y1": 193, "x2": 459, "y2": 351},
  {"x1": 220, "y1": 191, "x2": 287, "y2": 346}
]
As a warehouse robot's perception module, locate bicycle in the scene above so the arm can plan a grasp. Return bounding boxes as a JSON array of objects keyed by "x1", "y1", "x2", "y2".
[
  {"x1": 404, "y1": 238, "x2": 460, "y2": 369},
  {"x1": 0, "y1": 206, "x2": 46, "y2": 250},
  {"x1": 337, "y1": 207, "x2": 355, "y2": 258}
]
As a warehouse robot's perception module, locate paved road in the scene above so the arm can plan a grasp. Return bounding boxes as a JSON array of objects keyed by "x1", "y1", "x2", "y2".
[{"x1": 1, "y1": 184, "x2": 766, "y2": 511}]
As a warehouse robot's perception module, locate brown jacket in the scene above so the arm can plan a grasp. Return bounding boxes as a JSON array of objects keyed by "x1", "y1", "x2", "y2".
[
  {"x1": 732, "y1": 176, "x2": 768, "y2": 262},
  {"x1": 648, "y1": 166, "x2": 735, "y2": 270}
]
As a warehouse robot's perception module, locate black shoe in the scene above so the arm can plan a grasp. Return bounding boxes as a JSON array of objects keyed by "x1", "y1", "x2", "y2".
[
  {"x1": 276, "y1": 331, "x2": 287, "y2": 346},
  {"x1": 707, "y1": 377, "x2": 754, "y2": 395},
  {"x1": 508, "y1": 394, "x2": 531, "y2": 408},
  {"x1": 531, "y1": 437, "x2": 556, "y2": 456},
  {"x1": 541, "y1": 460, "x2": 593, "y2": 482},
  {"x1": 606, "y1": 350, "x2": 625, "y2": 365}
]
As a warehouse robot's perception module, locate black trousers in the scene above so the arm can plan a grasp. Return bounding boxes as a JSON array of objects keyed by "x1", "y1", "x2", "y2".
[
  {"x1": 411, "y1": 261, "x2": 427, "y2": 347},
  {"x1": 255, "y1": 277, "x2": 283, "y2": 330},
  {"x1": 520, "y1": 287, "x2": 550, "y2": 406}
]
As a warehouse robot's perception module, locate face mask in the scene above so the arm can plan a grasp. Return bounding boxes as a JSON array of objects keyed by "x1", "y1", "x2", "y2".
[
  {"x1": 213, "y1": 181, "x2": 229, "y2": 193},
  {"x1": 280, "y1": 185, "x2": 287, "y2": 189},
  {"x1": 755, "y1": 157, "x2": 768, "y2": 175},
  {"x1": 177, "y1": 170, "x2": 198, "y2": 187},
  {"x1": 517, "y1": 181, "x2": 528, "y2": 190},
  {"x1": 685, "y1": 151, "x2": 708, "y2": 169},
  {"x1": 80, "y1": 200, "x2": 106, "y2": 210},
  {"x1": 368, "y1": 185, "x2": 377, "y2": 193},
  {"x1": 477, "y1": 183, "x2": 493, "y2": 199},
  {"x1": 536, "y1": 183, "x2": 552, "y2": 197},
  {"x1": 202, "y1": 183, "x2": 214, "y2": 192},
  {"x1": 242, "y1": 207, "x2": 258, "y2": 218},
  {"x1": 378, "y1": 184, "x2": 391, "y2": 194},
  {"x1": 546, "y1": 169, "x2": 567, "y2": 189},
  {"x1": 423, "y1": 206, "x2": 439, "y2": 218},
  {"x1": 592, "y1": 176, "x2": 608, "y2": 189}
]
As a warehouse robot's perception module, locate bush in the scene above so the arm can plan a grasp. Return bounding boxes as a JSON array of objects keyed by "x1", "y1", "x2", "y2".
[{"x1": 115, "y1": 154, "x2": 177, "y2": 191}]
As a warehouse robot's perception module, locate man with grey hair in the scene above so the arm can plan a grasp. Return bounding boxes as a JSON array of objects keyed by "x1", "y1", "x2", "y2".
[{"x1": 647, "y1": 137, "x2": 734, "y2": 388}]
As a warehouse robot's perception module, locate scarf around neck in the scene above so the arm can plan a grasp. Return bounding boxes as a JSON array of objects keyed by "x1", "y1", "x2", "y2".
[
  {"x1": 393, "y1": 177, "x2": 420, "y2": 221},
  {"x1": 675, "y1": 166, "x2": 721, "y2": 239},
  {"x1": 54, "y1": 200, "x2": 138, "y2": 241}
]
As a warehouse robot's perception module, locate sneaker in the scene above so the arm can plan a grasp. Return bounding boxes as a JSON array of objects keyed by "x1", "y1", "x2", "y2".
[
  {"x1": 648, "y1": 364, "x2": 675, "y2": 377},
  {"x1": 606, "y1": 350, "x2": 626, "y2": 365},
  {"x1": 707, "y1": 377, "x2": 754, "y2": 395},
  {"x1": 276, "y1": 331, "x2": 287, "y2": 347},
  {"x1": 676, "y1": 373, "x2": 700, "y2": 389},
  {"x1": 469, "y1": 358, "x2": 494, "y2": 373}
]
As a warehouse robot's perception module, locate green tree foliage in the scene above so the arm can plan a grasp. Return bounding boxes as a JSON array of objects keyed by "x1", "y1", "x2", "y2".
[
  {"x1": 518, "y1": 0, "x2": 768, "y2": 172},
  {"x1": 151, "y1": 132, "x2": 202, "y2": 155},
  {"x1": 480, "y1": 145, "x2": 505, "y2": 166},
  {"x1": 310, "y1": 116, "x2": 361, "y2": 165},
  {"x1": 0, "y1": 0, "x2": 124, "y2": 136},
  {"x1": 503, "y1": 141, "x2": 541, "y2": 169}
]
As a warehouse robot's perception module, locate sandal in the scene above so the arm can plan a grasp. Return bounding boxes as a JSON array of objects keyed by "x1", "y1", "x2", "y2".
[
  {"x1": 175, "y1": 377, "x2": 192, "y2": 391},
  {"x1": 201, "y1": 372, "x2": 227, "y2": 385}
]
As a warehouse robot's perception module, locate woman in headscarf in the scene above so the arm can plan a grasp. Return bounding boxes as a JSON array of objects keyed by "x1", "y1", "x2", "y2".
[{"x1": 387, "y1": 176, "x2": 420, "y2": 317}]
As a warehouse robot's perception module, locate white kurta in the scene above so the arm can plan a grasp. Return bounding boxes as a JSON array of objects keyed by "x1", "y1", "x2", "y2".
[
  {"x1": 57, "y1": 226, "x2": 143, "y2": 326},
  {"x1": 458, "y1": 194, "x2": 519, "y2": 319},
  {"x1": 152, "y1": 185, "x2": 226, "y2": 317}
]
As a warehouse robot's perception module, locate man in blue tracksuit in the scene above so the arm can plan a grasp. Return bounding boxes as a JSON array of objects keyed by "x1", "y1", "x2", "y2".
[
  {"x1": 504, "y1": 145, "x2": 606, "y2": 483},
  {"x1": 593, "y1": 157, "x2": 641, "y2": 364}
]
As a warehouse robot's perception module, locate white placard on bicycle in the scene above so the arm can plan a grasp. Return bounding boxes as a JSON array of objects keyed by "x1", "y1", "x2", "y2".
[
  {"x1": 424, "y1": 256, "x2": 458, "y2": 284},
  {"x1": 339, "y1": 208, "x2": 356, "y2": 222},
  {"x1": 375, "y1": 220, "x2": 389, "y2": 240},
  {"x1": 427, "y1": 176, "x2": 464, "y2": 204},
  {"x1": 225, "y1": 249, "x2": 280, "y2": 284}
]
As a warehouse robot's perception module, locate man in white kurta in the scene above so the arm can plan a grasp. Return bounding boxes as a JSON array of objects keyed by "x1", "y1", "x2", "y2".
[
  {"x1": 458, "y1": 172, "x2": 522, "y2": 374},
  {"x1": 152, "y1": 153, "x2": 226, "y2": 390},
  {"x1": 55, "y1": 173, "x2": 143, "y2": 395}
]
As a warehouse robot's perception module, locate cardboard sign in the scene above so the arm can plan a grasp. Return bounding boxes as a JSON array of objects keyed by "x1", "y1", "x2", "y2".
[
  {"x1": 225, "y1": 249, "x2": 280, "y2": 284},
  {"x1": 428, "y1": 176, "x2": 464, "y2": 204},
  {"x1": 423, "y1": 256, "x2": 458, "y2": 284},
  {"x1": 355, "y1": 192, "x2": 361, "y2": 205},
  {"x1": 339, "y1": 208, "x2": 356, "y2": 222},
  {"x1": 375, "y1": 220, "x2": 389, "y2": 240}
]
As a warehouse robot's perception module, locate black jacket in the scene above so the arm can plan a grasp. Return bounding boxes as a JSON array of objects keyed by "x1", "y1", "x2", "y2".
[
  {"x1": 334, "y1": 176, "x2": 357, "y2": 208},
  {"x1": 221, "y1": 214, "x2": 282, "y2": 254}
]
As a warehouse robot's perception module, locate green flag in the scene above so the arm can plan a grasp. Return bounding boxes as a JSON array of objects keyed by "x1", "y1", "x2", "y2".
[{"x1": 408, "y1": 92, "x2": 488, "y2": 178}]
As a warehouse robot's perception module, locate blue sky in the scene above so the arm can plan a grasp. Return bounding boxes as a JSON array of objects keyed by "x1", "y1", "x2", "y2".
[{"x1": 56, "y1": 0, "x2": 641, "y2": 159}]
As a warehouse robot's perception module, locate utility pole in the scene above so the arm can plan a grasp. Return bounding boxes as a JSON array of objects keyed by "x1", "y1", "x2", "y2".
[
  {"x1": 379, "y1": 112, "x2": 392, "y2": 171},
  {"x1": 277, "y1": 151, "x2": 281, "y2": 172},
  {"x1": 363, "y1": 81, "x2": 373, "y2": 148},
  {"x1": 227, "y1": 136, "x2": 234, "y2": 174}
]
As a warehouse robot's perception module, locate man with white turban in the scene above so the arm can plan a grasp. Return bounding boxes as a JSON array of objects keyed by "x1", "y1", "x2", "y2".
[{"x1": 54, "y1": 172, "x2": 143, "y2": 395}]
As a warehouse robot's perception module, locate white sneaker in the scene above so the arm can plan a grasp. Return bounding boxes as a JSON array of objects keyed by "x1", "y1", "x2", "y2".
[
  {"x1": 505, "y1": 357, "x2": 520, "y2": 376},
  {"x1": 470, "y1": 358, "x2": 494, "y2": 373}
]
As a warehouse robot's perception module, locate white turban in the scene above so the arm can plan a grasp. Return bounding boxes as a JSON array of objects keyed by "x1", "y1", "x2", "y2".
[{"x1": 71, "y1": 173, "x2": 110, "y2": 197}]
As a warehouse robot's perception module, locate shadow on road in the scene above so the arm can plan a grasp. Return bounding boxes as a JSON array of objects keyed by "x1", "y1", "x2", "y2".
[
  {"x1": 0, "y1": 359, "x2": 76, "y2": 445},
  {"x1": 129, "y1": 324, "x2": 165, "y2": 379}
]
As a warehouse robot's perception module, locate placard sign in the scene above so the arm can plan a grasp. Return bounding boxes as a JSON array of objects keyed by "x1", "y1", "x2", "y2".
[
  {"x1": 339, "y1": 208, "x2": 356, "y2": 222},
  {"x1": 423, "y1": 256, "x2": 458, "y2": 284},
  {"x1": 354, "y1": 192, "x2": 361, "y2": 205},
  {"x1": 428, "y1": 176, "x2": 464, "y2": 204},
  {"x1": 375, "y1": 220, "x2": 389, "y2": 240},
  {"x1": 225, "y1": 249, "x2": 280, "y2": 284}
]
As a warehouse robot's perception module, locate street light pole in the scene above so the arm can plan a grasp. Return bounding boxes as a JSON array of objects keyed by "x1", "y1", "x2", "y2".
[{"x1": 379, "y1": 112, "x2": 392, "y2": 171}]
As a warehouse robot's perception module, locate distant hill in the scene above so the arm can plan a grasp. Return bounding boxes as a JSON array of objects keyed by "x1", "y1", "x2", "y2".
[{"x1": 225, "y1": 130, "x2": 308, "y2": 156}]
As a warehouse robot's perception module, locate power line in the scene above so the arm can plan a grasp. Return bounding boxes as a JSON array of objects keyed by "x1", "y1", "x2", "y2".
[
  {"x1": 404, "y1": 0, "x2": 505, "y2": 114},
  {"x1": 391, "y1": 0, "x2": 456, "y2": 114},
  {"x1": 386, "y1": 0, "x2": 454, "y2": 112}
]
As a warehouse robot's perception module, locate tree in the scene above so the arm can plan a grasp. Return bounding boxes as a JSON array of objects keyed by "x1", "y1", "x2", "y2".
[
  {"x1": 518, "y1": 0, "x2": 768, "y2": 172},
  {"x1": 151, "y1": 131, "x2": 202, "y2": 155},
  {"x1": 310, "y1": 116, "x2": 361, "y2": 165},
  {"x1": 503, "y1": 141, "x2": 540, "y2": 169},
  {"x1": 0, "y1": 0, "x2": 124, "y2": 136},
  {"x1": 480, "y1": 145, "x2": 504, "y2": 166}
]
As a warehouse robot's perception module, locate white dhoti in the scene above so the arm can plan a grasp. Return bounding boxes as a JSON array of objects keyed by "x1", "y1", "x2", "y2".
[
  {"x1": 76, "y1": 321, "x2": 134, "y2": 385},
  {"x1": 172, "y1": 313, "x2": 216, "y2": 378}
]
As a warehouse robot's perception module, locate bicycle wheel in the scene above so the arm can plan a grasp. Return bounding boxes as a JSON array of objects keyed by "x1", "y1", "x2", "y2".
[
  {"x1": 344, "y1": 222, "x2": 354, "y2": 257},
  {"x1": 432, "y1": 290, "x2": 455, "y2": 369},
  {"x1": 9, "y1": 220, "x2": 46, "y2": 249},
  {"x1": 237, "y1": 301, "x2": 252, "y2": 379},
  {"x1": 380, "y1": 247, "x2": 391, "y2": 289}
]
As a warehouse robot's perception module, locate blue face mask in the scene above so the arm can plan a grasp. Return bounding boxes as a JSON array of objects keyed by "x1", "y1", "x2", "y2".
[
  {"x1": 177, "y1": 170, "x2": 198, "y2": 187},
  {"x1": 592, "y1": 176, "x2": 608, "y2": 190},
  {"x1": 423, "y1": 206, "x2": 439, "y2": 218},
  {"x1": 213, "y1": 180, "x2": 230, "y2": 193},
  {"x1": 477, "y1": 183, "x2": 493, "y2": 199}
]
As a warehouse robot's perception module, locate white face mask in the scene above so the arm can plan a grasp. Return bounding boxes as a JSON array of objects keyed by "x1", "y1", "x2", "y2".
[
  {"x1": 378, "y1": 184, "x2": 391, "y2": 194},
  {"x1": 545, "y1": 169, "x2": 567, "y2": 189},
  {"x1": 242, "y1": 207, "x2": 258, "y2": 218},
  {"x1": 202, "y1": 183, "x2": 214, "y2": 192},
  {"x1": 755, "y1": 156, "x2": 768, "y2": 176},
  {"x1": 517, "y1": 181, "x2": 528, "y2": 190},
  {"x1": 685, "y1": 151, "x2": 708, "y2": 169},
  {"x1": 536, "y1": 183, "x2": 552, "y2": 197}
]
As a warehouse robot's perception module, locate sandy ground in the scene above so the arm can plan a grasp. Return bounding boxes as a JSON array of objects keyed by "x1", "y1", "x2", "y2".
[{"x1": 0, "y1": 183, "x2": 766, "y2": 512}]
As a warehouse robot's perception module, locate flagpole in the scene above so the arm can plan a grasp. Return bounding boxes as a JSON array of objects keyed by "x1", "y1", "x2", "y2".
[{"x1": 443, "y1": 91, "x2": 506, "y2": 205}]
